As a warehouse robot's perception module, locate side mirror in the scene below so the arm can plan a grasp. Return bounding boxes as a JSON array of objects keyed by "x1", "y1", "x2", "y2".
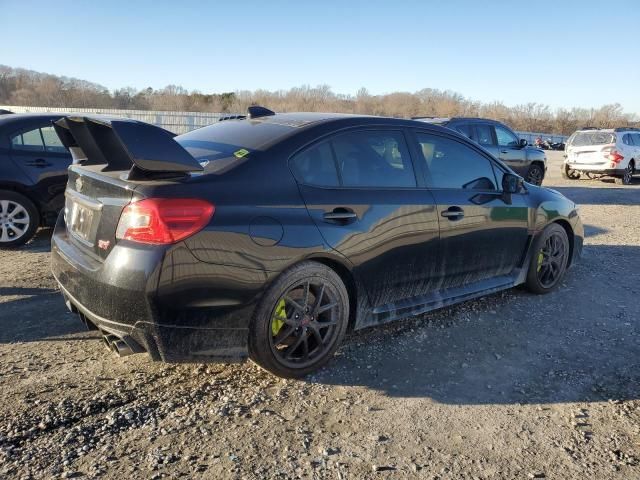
[
  {"x1": 519, "y1": 138, "x2": 528, "y2": 147},
  {"x1": 502, "y1": 172, "x2": 524, "y2": 194}
]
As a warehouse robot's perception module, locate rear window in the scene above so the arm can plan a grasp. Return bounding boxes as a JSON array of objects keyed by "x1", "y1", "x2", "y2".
[
  {"x1": 175, "y1": 120, "x2": 295, "y2": 173},
  {"x1": 569, "y1": 131, "x2": 616, "y2": 147}
]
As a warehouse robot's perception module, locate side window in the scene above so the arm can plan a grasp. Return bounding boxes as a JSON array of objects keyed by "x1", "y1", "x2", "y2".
[
  {"x1": 415, "y1": 132, "x2": 497, "y2": 190},
  {"x1": 495, "y1": 125, "x2": 520, "y2": 147},
  {"x1": 475, "y1": 124, "x2": 495, "y2": 146},
  {"x1": 622, "y1": 134, "x2": 630, "y2": 145},
  {"x1": 11, "y1": 128, "x2": 45, "y2": 152},
  {"x1": 41, "y1": 126, "x2": 67, "y2": 153},
  {"x1": 634, "y1": 134, "x2": 640, "y2": 146},
  {"x1": 290, "y1": 141, "x2": 339, "y2": 187},
  {"x1": 455, "y1": 123, "x2": 473, "y2": 140},
  {"x1": 331, "y1": 131, "x2": 416, "y2": 187}
]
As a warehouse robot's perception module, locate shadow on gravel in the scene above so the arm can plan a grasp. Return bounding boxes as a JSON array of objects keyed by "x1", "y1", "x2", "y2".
[
  {"x1": 22, "y1": 228, "x2": 54, "y2": 252},
  {"x1": 552, "y1": 185, "x2": 640, "y2": 206},
  {"x1": 0, "y1": 292, "x2": 85, "y2": 343},
  {"x1": 0, "y1": 287, "x2": 57, "y2": 296},
  {"x1": 312, "y1": 244, "x2": 640, "y2": 405},
  {"x1": 583, "y1": 224, "x2": 609, "y2": 238}
]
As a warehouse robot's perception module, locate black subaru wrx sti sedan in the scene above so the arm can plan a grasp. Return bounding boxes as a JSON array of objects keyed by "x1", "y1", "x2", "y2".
[{"x1": 51, "y1": 107, "x2": 583, "y2": 378}]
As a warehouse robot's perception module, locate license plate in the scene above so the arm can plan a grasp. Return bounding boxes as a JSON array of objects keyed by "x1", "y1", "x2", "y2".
[{"x1": 67, "y1": 201, "x2": 94, "y2": 242}]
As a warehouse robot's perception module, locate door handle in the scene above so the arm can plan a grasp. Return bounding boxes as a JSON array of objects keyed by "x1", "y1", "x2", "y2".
[
  {"x1": 26, "y1": 158, "x2": 52, "y2": 167},
  {"x1": 500, "y1": 149, "x2": 508, "y2": 154},
  {"x1": 441, "y1": 207, "x2": 464, "y2": 220},
  {"x1": 323, "y1": 208, "x2": 357, "y2": 222}
]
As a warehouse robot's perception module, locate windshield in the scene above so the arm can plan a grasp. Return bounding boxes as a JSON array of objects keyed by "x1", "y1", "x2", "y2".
[{"x1": 569, "y1": 131, "x2": 616, "y2": 147}]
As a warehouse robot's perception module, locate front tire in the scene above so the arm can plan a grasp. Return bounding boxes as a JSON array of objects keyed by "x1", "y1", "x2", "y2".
[
  {"x1": 525, "y1": 164, "x2": 545, "y2": 185},
  {"x1": 525, "y1": 223, "x2": 570, "y2": 294},
  {"x1": 248, "y1": 261, "x2": 349, "y2": 378},
  {"x1": 0, "y1": 190, "x2": 39, "y2": 248}
]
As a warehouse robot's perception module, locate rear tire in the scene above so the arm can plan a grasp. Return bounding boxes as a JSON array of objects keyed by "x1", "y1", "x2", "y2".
[
  {"x1": 525, "y1": 164, "x2": 545, "y2": 185},
  {"x1": 614, "y1": 162, "x2": 634, "y2": 185},
  {"x1": 525, "y1": 223, "x2": 570, "y2": 294},
  {"x1": 0, "y1": 190, "x2": 39, "y2": 248},
  {"x1": 248, "y1": 261, "x2": 349, "y2": 378},
  {"x1": 561, "y1": 164, "x2": 580, "y2": 180}
]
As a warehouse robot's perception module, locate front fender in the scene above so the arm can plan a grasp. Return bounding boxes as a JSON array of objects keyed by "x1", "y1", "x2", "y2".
[
  {"x1": 530, "y1": 186, "x2": 583, "y2": 263},
  {"x1": 524, "y1": 146, "x2": 546, "y2": 161}
]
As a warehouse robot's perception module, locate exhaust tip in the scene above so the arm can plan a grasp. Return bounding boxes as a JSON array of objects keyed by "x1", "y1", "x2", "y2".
[
  {"x1": 100, "y1": 332, "x2": 144, "y2": 357},
  {"x1": 112, "y1": 339, "x2": 134, "y2": 357}
]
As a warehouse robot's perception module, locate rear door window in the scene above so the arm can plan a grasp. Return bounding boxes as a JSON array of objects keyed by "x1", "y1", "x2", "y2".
[
  {"x1": 454, "y1": 123, "x2": 474, "y2": 140},
  {"x1": 290, "y1": 141, "x2": 339, "y2": 187},
  {"x1": 11, "y1": 128, "x2": 45, "y2": 151},
  {"x1": 291, "y1": 130, "x2": 417, "y2": 188},
  {"x1": 475, "y1": 124, "x2": 496, "y2": 147},
  {"x1": 414, "y1": 131, "x2": 497, "y2": 190},
  {"x1": 41, "y1": 126, "x2": 68, "y2": 153},
  {"x1": 332, "y1": 130, "x2": 416, "y2": 187}
]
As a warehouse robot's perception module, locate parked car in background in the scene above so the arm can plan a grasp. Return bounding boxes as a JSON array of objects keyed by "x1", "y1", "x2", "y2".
[
  {"x1": 414, "y1": 117, "x2": 547, "y2": 185},
  {"x1": 51, "y1": 108, "x2": 582, "y2": 378},
  {"x1": 562, "y1": 127, "x2": 639, "y2": 185},
  {"x1": 0, "y1": 113, "x2": 71, "y2": 247}
]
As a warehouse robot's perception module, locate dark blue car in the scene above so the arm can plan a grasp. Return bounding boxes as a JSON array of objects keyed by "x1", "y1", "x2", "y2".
[{"x1": 0, "y1": 113, "x2": 71, "y2": 247}]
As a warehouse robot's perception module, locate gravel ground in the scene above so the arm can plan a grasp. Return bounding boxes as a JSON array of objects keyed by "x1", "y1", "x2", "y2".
[{"x1": 1, "y1": 151, "x2": 639, "y2": 479}]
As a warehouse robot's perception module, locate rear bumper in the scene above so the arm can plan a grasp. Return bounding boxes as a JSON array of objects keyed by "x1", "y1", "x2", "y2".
[
  {"x1": 51, "y1": 216, "x2": 272, "y2": 362},
  {"x1": 565, "y1": 164, "x2": 624, "y2": 176}
]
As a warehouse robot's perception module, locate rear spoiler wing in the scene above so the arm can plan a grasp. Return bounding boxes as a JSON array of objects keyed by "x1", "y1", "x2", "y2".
[{"x1": 53, "y1": 116, "x2": 203, "y2": 178}]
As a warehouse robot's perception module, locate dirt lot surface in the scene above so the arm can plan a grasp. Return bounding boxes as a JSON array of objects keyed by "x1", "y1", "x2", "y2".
[{"x1": 1, "y1": 151, "x2": 639, "y2": 479}]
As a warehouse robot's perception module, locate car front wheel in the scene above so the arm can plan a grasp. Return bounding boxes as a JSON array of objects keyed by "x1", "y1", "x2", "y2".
[
  {"x1": 0, "y1": 190, "x2": 39, "y2": 248},
  {"x1": 248, "y1": 261, "x2": 349, "y2": 378},
  {"x1": 525, "y1": 223, "x2": 570, "y2": 294}
]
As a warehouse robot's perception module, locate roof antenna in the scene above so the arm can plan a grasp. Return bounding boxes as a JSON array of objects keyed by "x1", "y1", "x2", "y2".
[{"x1": 247, "y1": 105, "x2": 275, "y2": 119}]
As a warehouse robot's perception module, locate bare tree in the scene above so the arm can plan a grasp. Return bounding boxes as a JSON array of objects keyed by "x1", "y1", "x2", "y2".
[{"x1": 1, "y1": 65, "x2": 637, "y2": 135}]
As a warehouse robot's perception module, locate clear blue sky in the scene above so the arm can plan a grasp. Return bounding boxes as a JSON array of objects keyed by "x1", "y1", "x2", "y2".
[{"x1": 3, "y1": 0, "x2": 639, "y2": 114}]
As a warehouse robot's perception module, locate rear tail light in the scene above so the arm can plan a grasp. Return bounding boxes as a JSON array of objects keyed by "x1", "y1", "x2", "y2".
[
  {"x1": 116, "y1": 198, "x2": 214, "y2": 244},
  {"x1": 602, "y1": 147, "x2": 624, "y2": 165}
]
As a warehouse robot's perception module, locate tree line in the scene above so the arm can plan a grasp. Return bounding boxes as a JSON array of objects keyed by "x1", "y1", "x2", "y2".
[{"x1": 1, "y1": 65, "x2": 637, "y2": 135}]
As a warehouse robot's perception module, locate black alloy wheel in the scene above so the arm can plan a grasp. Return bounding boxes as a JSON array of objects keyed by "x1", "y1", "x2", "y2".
[
  {"x1": 615, "y1": 163, "x2": 634, "y2": 185},
  {"x1": 249, "y1": 262, "x2": 349, "y2": 378},
  {"x1": 269, "y1": 281, "x2": 339, "y2": 369},
  {"x1": 525, "y1": 223, "x2": 570, "y2": 294}
]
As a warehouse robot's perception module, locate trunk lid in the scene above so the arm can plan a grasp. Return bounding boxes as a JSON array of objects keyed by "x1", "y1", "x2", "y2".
[
  {"x1": 54, "y1": 116, "x2": 204, "y2": 260},
  {"x1": 65, "y1": 165, "x2": 137, "y2": 260},
  {"x1": 566, "y1": 131, "x2": 616, "y2": 165},
  {"x1": 567, "y1": 144, "x2": 612, "y2": 165}
]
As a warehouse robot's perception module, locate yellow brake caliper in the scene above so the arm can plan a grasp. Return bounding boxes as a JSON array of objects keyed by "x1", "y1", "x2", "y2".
[
  {"x1": 537, "y1": 251, "x2": 544, "y2": 272},
  {"x1": 272, "y1": 299, "x2": 287, "y2": 336}
]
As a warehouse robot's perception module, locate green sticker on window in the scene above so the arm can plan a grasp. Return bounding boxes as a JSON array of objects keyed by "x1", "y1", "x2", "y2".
[{"x1": 234, "y1": 148, "x2": 250, "y2": 158}]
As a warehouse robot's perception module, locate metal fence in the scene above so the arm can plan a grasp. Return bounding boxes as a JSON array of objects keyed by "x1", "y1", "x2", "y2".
[
  {"x1": 2, "y1": 106, "x2": 571, "y2": 141},
  {"x1": 516, "y1": 131, "x2": 568, "y2": 144},
  {"x1": 1, "y1": 106, "x2": 232, "y2": 134}
]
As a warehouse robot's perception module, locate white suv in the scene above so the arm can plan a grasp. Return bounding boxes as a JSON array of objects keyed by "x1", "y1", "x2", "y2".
[{"x1": 562, "y1": 128, "x2": 640, "y2": 185}]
